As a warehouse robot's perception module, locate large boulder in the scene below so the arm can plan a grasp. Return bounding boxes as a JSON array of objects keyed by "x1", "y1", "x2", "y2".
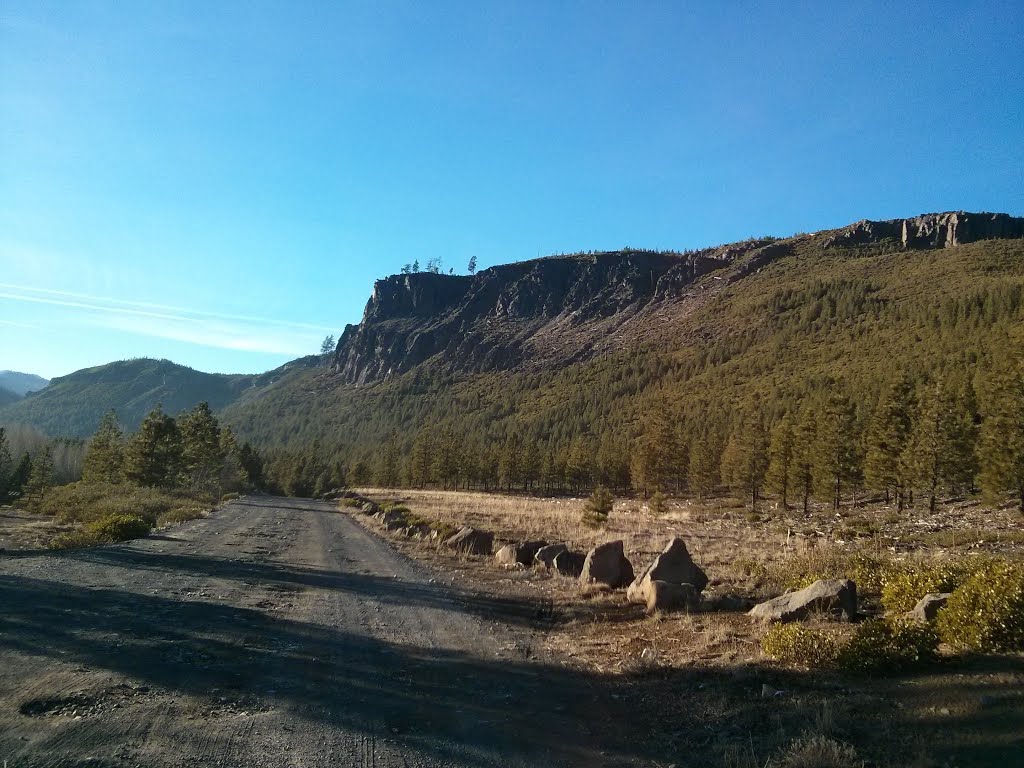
[
  {"x1": 495, "y1": 540, "x2": 548, "y2": 567},
  {"x1": 906, "y1": 592, "x2": 952, "y2": 623},
  {"x1": 748, "y1": 579, "x2": 857, "y2": 623},
  {"x1": 646, "y1": 581, "x2": 699, "y2": 613},
  {"x1": 443, "y1": 527, "x2": 494, "y2": 556},
  {"x1": 494, "y1": 544, "x2": 520, "y2": 566},
  {"x1": 627, "y1": 537, "x2": 708, "y2": 604},
  {"x1": 579, "y1": 540, "x2": 634, "y2": 589},
  {"x1": 553, "y1": 550, "x2": 586, "y2": 577},
  {"x1": 535, "y1": 543, "x2": 568, "y2": 569}
]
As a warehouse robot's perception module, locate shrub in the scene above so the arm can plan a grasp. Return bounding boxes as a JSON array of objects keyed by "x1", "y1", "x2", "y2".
[
  {"x1": 649, "y1": 491, "x2": 668, "y2": 516},
  {"x1": 767, "y1": 549, "x2": 889, "y2": 594},
  {"x1": 762, "y1": 618, "x2": 938, "y2": 675},
  {"x1": 881, "y1": 558, "x2": 988, "y2": 613},
  {"x1": 761, "y1": 623, "x2": 843, "y2": 668},
  {"x1": 582, "y1": 485, "x2": 613, "y2": 528},
  {"x1": 49, "y1": 530, "x2": 102, "y2": 550},
  {"x1": 837, "y1": 618, "x2": 938, "y2": 675},
  {"x1": 157, "y1": 506, "x2": 207, "y2": 526},
  {"x1": 777, "y1": 735, "x2": 864, "y2": 768},
  {"x1": 381, "y1": 502, "x2": 411, "y2": 515},
  {"x1": 339, "y1": 497, "x2": 362, "y2": 508},
  {"x1": 937, "y1": 560, "x2": 1024, "y2": 652},
  {"x1": 87, "y1": 514, "x2": 152, "y2": 543},
  {"x1": 220, "y1": 492, "x2": 240, "y2": 502}
]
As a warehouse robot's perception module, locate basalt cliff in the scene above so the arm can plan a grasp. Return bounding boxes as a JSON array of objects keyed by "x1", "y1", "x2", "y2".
[{"x1": 332, "y1": 211, "x2": 1024, "y2": 385}]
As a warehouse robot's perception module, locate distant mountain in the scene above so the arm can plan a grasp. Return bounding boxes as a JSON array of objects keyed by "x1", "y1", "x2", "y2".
[
  {"x1": 0, "y1": 371, "x2": 49, "y2": 397},
  {"x1": 0, "y1": 387, "x2": 21, "y2": 408},
  {"x1": 0, "y1": 356, "x2": 320, "y2": 437}
]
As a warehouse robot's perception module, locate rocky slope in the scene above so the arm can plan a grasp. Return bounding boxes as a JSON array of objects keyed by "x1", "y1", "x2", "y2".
[{"x1": 333, "y1": 211, "x2": 1024, "y2": 385}]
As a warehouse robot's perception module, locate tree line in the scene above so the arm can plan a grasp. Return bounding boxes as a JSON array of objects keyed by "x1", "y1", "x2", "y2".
[{"x1": 259, "y1": 359, "x2": 1024, "y2": 513}]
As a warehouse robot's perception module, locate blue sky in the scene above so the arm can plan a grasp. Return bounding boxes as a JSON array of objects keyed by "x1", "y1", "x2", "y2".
[{"x1": 2, "y1": 1, "x2": 1022, "y2": 380}]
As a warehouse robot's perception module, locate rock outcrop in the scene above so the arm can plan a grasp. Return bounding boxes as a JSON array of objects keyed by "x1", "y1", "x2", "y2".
[
  {"x1": 748, "y1": 579, "x2": 858, "y2": 623},
  {"x1": 824, "y1": 211, "x2": 1024, "y2": 250},
  {"x1": 534, "y1": 543, "x2": 569, "y2": 569},
  {"x1": 646, "y1": 581, "x2": 699, "y2": 613},
  {"x1": 331, "y1": 211, "x2": 1023, "y2": 386}
]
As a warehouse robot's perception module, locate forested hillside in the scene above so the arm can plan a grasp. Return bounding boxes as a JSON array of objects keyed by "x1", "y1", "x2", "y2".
[
  {"x1": 222, "y1": 212, "x2": 1024, "y2": 509},
  {"x1": 0, "y1": 357, "x2": 319, "y2": 437}
]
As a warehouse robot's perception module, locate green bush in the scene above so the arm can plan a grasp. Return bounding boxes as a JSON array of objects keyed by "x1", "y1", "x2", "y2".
[
  {"x1": 937, "y1": 560, "x2": 1024, "y2": 652},
  {"x1": 339, "y1": 497, "x2": 362, "y2": 508},
  {"x1": 582, "y1": 485, "x2": 613, "y2": 528},
  {"x1": 220, "y1": 492, "x2": 240, "y2": 502},
  {"x1": 49, "y1": 530, "x2": 103, "y2": 550},
  {"x1": 761, "y1": 623, "x2": 843, "y2": 668},
  {"x1": 881, "y1": 559, "x2": 988, "y2": 613},
  {"x1": 837, "y1": 618, "x2": 938, "y2": 675},
  {"x1": 87, "y1": 514, "x2": 152, "y2": 542},
  {"x1": 768, "y1": 549, "x2": 889, "y2": 594},
  {"x1": 762, "y1": 617, "x2": 938, "y2": 675},
  {"x1": 381, "y1": 502, "x2": 411, "y2": 515}
]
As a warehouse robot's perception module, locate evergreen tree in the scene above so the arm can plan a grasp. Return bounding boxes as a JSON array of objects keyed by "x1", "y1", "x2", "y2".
[
  {"x1": 520, "y1": 439, "x2": 541, "y2": 493},
  {"x1": 499, "y1": 434, "x2": 522, "y2": 491},
  {"x1": 582, "y1": 484, "x2": 613, "y2": 527},
  {"x1": 790, "y1": 406, "x2": 817, "y2": 514},
  {"x1": 82, "y1": 410, "x2": 125, "y2": 484},
  {"x1": 238, "y1": 442, "x2": 264, "y2": 489},
  {"x1": 720, "y1": 413, "x2": 769, "y2": 509},
  {"x1": 179, "y1": 402, "x2": 225, "y2": 493},
  {"x1": 765, "y1": 414, "x2": 794, "y2": 507},
  {"x1": 632, "y1": 400, "x2": 684, "y2": 494},
  {"x1": 978, "y1": 361, "x2": 1024, "y2": 512},
  {"x1": 409, "y1": 428, "x2": 435, "y2": 487},
  {"x1": 468, "y1": 255, "x2": 478, "y2": 274},
  {"x1": 125, "y1": 405, "x2": 183, "y2": 488},
  {"x1": 0, "y1": 427, "x2": 12, "y2": 501},
  {"x1": 813, "y1": 391, "x2": 861, "y2": 510},
  {"x1": 376, "y1": 432, "x2": 401, "y2": 487},
  {"x1": 688, "y1": 430, "x2": 722, "y2": 501},
  {"x1": 25, "y1": 446, "x2": 54, "y2": 505},
  {"x1": 433, "y1": 427, "x2": 462, "y2": 489},
  {"x1": 319, "y1": 335, "x2": 336, "y2": 365},
  {"x1": 649, "y1": 490, "x2": 668, "y2": 516},
  {"x1": 219, "y1": 426, "x2": 249, "y2": 493},
  {"x1": 863, "y1": 374, "x2": 916, "y2": 508}
]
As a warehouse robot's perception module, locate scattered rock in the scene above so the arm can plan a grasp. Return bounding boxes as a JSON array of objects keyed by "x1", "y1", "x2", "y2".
[
  {"x1": 443, "y1": 527, "x2": 494, "y2": 556},
  {"x1": 579, "y1": 540, "x2": 634, "y2": 589},
  {"x1": 747, "y1": 579, "x2": 857, "y2": 623},
  {"x1": 496, "y1": 540, "x2": 549, "y2": 567},
  {"x1": 646, "y1": 580, "x2": 698, "y2": 613},
  {"x1": 906, "y1": 592, "x2": 952, "y2": 623},
  {"x1": 627, "y1": 537, "x2": 708, "y2": 604},
  {"x1": 534, "y1": 543, "x2": 568, "y2": 569},
  {"x1": 553, "y1": 550, "x2": 586, "y2": 577}
]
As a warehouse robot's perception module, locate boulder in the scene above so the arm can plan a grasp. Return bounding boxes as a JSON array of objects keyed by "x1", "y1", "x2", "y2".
[
  {"x1": 907, "y1": 592, "x2": 952, "y2": 623},
  {"x1": 443, "y1": 527, "x2": 494, "y2": 556},
  {"x1": 627, "y1": 537, "x2": 708, "y2": 604},
  {"x1": 534, "y1": 543, "x2": 568, "y2": 569},
  {"x1": 553, "y1": 550, "x2": 586, "y2": 577},
  {"x1": 747, "y1": 579, "x2": 857, "y2": 623},
  {"x1": 403, "y1": 522, "x2": 433, "y2": 539},
  {"x1": 579, "y1": 540, "x2": 634, "y2": 589},
  {"x1": 646, "y1": 581, "x2": 699, "y2": 613},
  {"x1": 360, "y1": 500, "x2": 380, "y2": 515},
  {"x1": 494, "y1": 544, "x2": 520, "y2": 566}
]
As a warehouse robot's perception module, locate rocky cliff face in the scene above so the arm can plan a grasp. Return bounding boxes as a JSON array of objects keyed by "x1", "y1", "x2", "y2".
[
  {"x1": 823, "y1": 211, "x2": 1024, "y2": 249},
  {"x1": 334, "y1": 211, "x2": 1024, "y2": 385}
]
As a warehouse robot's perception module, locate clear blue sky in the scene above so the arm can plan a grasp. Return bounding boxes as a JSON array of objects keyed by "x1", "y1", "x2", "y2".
[{"x1": 2, "y1": 1, "x2": 1022, "y2": 380}]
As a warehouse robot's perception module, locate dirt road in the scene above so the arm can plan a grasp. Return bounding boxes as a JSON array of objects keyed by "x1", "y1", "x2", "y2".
[{"x1": 0, "y1": 497, "x2": 648, "y2": 767}]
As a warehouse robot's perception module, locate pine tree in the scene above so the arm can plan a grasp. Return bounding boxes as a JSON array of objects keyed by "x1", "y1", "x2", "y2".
[
  {"x1": 720, "y1": 414, "x2": 769, "y2": 509},
  {"x1": 219, "y1": 426, "x2": 249, "y2": 493},
  {"x1": 582, "y1": 484, "x2": 613, "y2": 528},
  {"x1": 520, "y1": 439, "x2": 541, "y2": 493},
  {"x1": 790, "y1": 407, "x2": 817, "y2": 514},
  {"x1": 863, "y1": 375, "x2": 916, "y2": 508},
  {"x1": 468, "y1": 255, "x2": 478, "y2": 274},
  {"x1": 376, "y1": 432, "x2": 400, "y2": 487},
  {"x1": 813, "y1": 391, "x2": 861, "y2": 510},
  {"x1": 25, "y1": 446, "x2": 54, "y2": 506},
  {"x1": 633, "y1": 400, "x2": 684, "y2": 494},
  {"x1": 125, "y1": 405, "x2": 183, "y2": 489},
  {"x1": 82, "y1": 410, "x2": 125, "y2": 484},
  {"x1": 688, "y1": 430, "x2": 722, "y2": 501},
  {"x1": 319, "y1": 335, "x2": 336, "y2": 365},
  {"x1": 409, "y1": 428, "x2": 435, "y2": 487},
  {"x1": 765, "y1": 414, "x2": 794, "y2": 507},
  {"x1": 978, "y1": 361, "x2": 1024, "y2": 512},
  {"x1": 0, "y1": 427, "x2": 12, "y2": 501},
  {"x1": 179, "y1": 402, "x2": 225, "y2": 493}
]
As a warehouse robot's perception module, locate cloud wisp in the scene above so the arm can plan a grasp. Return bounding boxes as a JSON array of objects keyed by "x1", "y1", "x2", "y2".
[{"x1": 0, "y1": 283, "x2": 336, "y2": 355}]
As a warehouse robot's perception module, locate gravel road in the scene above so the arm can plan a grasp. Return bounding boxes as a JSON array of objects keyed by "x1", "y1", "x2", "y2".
[{"x1": 0, "y1": 497, "x2": 652, "y2": 767}]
